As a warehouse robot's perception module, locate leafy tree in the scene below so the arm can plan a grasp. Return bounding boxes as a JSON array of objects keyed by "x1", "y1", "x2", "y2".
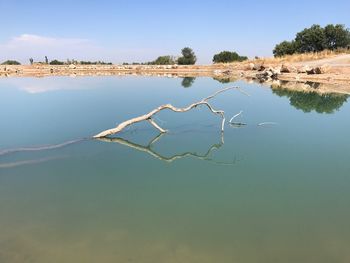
[
  {"x1": 212, "y1": 51, "x2": 248, "y2": 63},
  {"x1": 273, "y1": 41, "x2": 297, "y2": 57},
  {"x1": 181, "y1": 77, "x2": 196, "y2": 88},
  {"x1": 1, "y1": 60, "x2": 21, "y2": 65},
  {"x1": 29, "y1": 58, "x2": 34, "y2": 65},
  {"x1": 152, "y1": 55, "x2": 175, "y2": 65},
  {"x1": 49, "y1": 59, "x2": 64, "y2": 65},
  {"x1": 273, "y1": 24, "x2": 350, "y2": 57},
  {"x1": 324, "y1": 24, "x2": 350, "y2": 50},
  {"x1": 177, "y1": 47, "x2": 197, "y2": 65},
  {"x1": 295, "y1": 24, "x2": 326, "y2": 53}
]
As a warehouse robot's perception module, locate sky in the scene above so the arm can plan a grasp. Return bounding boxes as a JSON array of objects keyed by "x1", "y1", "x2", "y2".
[{"x1": 1, "y1": 0, "x2": 350, "y2": 64}]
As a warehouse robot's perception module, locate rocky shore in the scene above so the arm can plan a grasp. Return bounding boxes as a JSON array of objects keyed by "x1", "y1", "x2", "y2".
[{"x1": 2, "y1": 57, "x2": 350, "y2": 94}]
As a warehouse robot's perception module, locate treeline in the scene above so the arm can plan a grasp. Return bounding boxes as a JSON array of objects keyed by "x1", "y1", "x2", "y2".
[
  {"x1": 273, "y1": 24, "x2": 350, "y2": 57},
  {"x1": 124, "y1": 47, "x2": 197, "y2": 65},
  {"x1": 27, "y1": 57, "x2": 112, "y2": 65},
  {"x1": 49, "y1": 59, "x2": 112, "y2": 65},
  {"x1": 123, "y1": 47, "x2": 247, "y2": 65}
]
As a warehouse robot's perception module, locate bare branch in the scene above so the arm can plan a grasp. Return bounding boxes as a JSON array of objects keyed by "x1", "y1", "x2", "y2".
[
  {"x1": 148, "y1": 118, "x2": 167, "y2": 133},
  {"x1": 229, "y1": 111, "x2": 243, "y2": 123},
  {"x1": 93, "y1": 87, "x2": 238, "y2": 138}
]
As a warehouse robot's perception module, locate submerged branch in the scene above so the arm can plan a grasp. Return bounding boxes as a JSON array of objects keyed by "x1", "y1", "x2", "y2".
[{"x1": 93, "y1": 87, "x2": 241, "y2": 138}]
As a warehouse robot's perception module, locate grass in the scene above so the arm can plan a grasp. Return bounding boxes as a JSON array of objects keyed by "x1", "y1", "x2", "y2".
[{"x1": 246, "y1": 48, "x2": 350, "y2": 65}]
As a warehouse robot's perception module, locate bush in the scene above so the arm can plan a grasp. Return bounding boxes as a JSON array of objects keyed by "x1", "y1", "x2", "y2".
[
  {"x1": 177, "y1": 47, "x2": 197, "y2": 65},
  {"x1": 151, "y1": 56, "x2": 175, "y2": 65},
  {"x1": 212, "y1": 51, "x2": 248, "y2": 63},
  {"x1": 273, "y1": 41, "x2": 297, "y2": 57},
  {"x1": 49, "y1": 60, "x2": 65, "y2": 65},
  {"x1": 1, "y1": 60, "x2": 21, "y2": 65}
]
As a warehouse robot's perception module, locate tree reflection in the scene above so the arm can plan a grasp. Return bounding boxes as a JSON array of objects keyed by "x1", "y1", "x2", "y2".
[
  {"x1": 181, "y1": 77, "x2": 196, "y2": 88},
  {"x1": 272, "y1": 87, "x2": 348, "y2": 113}
]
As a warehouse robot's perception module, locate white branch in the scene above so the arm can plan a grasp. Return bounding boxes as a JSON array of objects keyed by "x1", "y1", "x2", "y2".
[
  {"x1": 229, "y1": 111, "x2": 243, "y2": 123},
  {"x1": 93, "y1": 87, "x2": 239, "y2": 138},
  {"x1": 148, "y1": 118, "x2": 167, "y2": 133}
]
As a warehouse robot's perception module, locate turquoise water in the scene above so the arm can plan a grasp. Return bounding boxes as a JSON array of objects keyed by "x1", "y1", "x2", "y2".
[{"x1": 0, "y1": 76, "x2": 350, "y2": 262}]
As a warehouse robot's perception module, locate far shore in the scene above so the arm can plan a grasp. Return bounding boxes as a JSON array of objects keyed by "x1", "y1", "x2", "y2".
[{"x1": 2, "y1": 54, "x2": 350, "y2": 95}]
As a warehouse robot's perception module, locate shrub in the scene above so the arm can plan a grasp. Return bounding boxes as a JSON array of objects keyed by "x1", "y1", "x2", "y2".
[
  {"x1": 212, "y1": 51, "x2": 248, "y2": 63},
  {"x1": 1, "y1": 60, "x2": 21, "y2": 65}
]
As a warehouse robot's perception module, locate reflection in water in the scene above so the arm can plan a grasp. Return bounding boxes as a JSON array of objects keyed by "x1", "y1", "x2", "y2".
[
  {"x1": 95, "y1": 133, "x2": 236, "y2": 165},
  {"x1": 272, "y1": 87, "x2": 349, "y2": 113},
  {"x1": 181, "y1": 77, "x2": 196, "y2": 88},
  {"x1": 0, "y1": 132, "x2": 236, "y2": 168},
  {"x1": 213, "y1": 77, "x2": 232, "y2": 84}
]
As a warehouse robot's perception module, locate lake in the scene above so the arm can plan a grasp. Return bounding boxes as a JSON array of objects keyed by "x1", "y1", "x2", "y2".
[{"x1": 1, "y1": 76, "x2": 350, "y2": 263}]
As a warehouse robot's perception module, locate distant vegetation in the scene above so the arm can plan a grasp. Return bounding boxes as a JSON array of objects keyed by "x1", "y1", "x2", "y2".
[
  {"x1": 177, "y1": 47, "x2": 197, "y2": 65},
  {"x1": 273, "y1": 24, "x2": 350, "y2": 57},
  {"x1": 213, "y1": 51, "x2": 248, "y2": 63},
  {"x1": 49, "y1": 60, "x2": 65, "y2": 65},
  {"x1": 1, "y1": 60, "x2": 21, "y2": 65},
  {"x1": 150, "y1": 56, "x2": 176, "y2": 65}
]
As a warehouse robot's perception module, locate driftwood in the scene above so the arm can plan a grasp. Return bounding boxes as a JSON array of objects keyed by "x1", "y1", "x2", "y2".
[{"x1": 93, "y1": 87, "x2": 243, "y2": 138}]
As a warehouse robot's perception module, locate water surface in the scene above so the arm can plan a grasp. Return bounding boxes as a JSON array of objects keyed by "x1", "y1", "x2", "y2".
[{"x1": 0, "y1": 76, "x2": 350, "y2": 263}]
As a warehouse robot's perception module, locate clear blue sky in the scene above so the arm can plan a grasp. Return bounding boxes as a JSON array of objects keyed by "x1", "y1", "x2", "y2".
[{"x1": 1, "y1": 0, "x2": 350, "y2": 64}]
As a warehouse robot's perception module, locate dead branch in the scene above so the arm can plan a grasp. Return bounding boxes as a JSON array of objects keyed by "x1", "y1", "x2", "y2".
[{"x1": 93, "y1": 87, "x2": 240, "y2": 138}]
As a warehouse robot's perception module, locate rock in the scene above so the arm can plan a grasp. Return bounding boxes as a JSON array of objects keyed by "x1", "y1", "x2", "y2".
[
  {"x1": 253, "y1": 64, "x2": 265, "y2": 71},
  {"x1": 319, "y1": 64, "x2": 330, "y2": 74},
  {"x1": 280, "y1": 64, "x2": 291, "y2": 73},
  {"x1": 69, "y1": 64, "x2": 76, "y2": 69},
  {"x1": 248, "y1": 63, "x2": 255, "y2": 70},
  {"x1": 297, "y1": 66, "x2": 311, "y2": 73}
]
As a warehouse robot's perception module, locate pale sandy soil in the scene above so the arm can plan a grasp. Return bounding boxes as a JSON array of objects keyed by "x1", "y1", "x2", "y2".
[{"x1": 1, "y1": 54, "x2": 350, "y2": 94}]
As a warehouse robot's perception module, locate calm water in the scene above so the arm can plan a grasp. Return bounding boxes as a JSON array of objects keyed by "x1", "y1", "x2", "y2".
[{"x1": 0, "y1": 76, "x2": 350, "y2": 263}]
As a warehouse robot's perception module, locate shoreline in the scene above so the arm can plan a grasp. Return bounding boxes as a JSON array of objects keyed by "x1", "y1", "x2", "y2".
[{"x1": 1, "y1": 62, "x2": 350, "y2": 95}]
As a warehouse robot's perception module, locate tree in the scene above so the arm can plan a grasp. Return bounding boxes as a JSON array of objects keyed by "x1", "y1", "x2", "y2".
[
  {"x1": 273, "y1": 41, "x2": 297, "y2": 57},
  {"x1": 273, "y1": 24, "x2": 350, "y2": 57},
  {"x1": 324, "y1": 24, "x2": 350, "y2": 50},
  {"x1": 177, "y1": 47, "x2": 197, "y2": 65},
  {"x1": 49, "y1": 59, "x2": 64, "y2": 65},
  {"x1": 29, "y1": 58, "x2": 34, "y2": 65},
  {"x1": 212, "y1": 51, "x2": 248, "y2": 63},
  {"x1": 45, "y1": 56, "x2": 49, "y2": 64},
  {"x1": 152, "y1": 56, "x2": 175, "y2": 65},
  {"x1": 295, "y1": 24, "x2": 326, "y2": 53},
  {"x1": 1, "y1": 60, "x2": 21, "y2": 65}
]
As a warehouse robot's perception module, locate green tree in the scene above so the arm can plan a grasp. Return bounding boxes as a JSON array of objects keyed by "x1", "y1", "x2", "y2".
[
  {"x1": 273, "y1": 41, "x2": 297, "y2": 57},
  {"x1": 212, "y1": 51, "x2": 248, "y2": 63},
  {"x1": 295, "y1": 24, "x2": 326, "y2": 53},
  {"x1": 45, "y1": 56, "x2": 49, "y2": 64},
  {"x1": 1, "y1": 60, "x2": 21, "y2": 65},
  {"x1": 177, "y1": 47, "x2": 197, "y2": 65},
  {"x1": 29, "y1": 58, "x2": 34, "y2": 65},
  {"x1": 152, "y1": 55, "x2": 175, "y2": 65},
  {"x1": 324, "y1": 24, "x2": 350, "y2": 50},
  {"x1": 49, "y1": 59, "x2": 64, "y2": 65}
]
